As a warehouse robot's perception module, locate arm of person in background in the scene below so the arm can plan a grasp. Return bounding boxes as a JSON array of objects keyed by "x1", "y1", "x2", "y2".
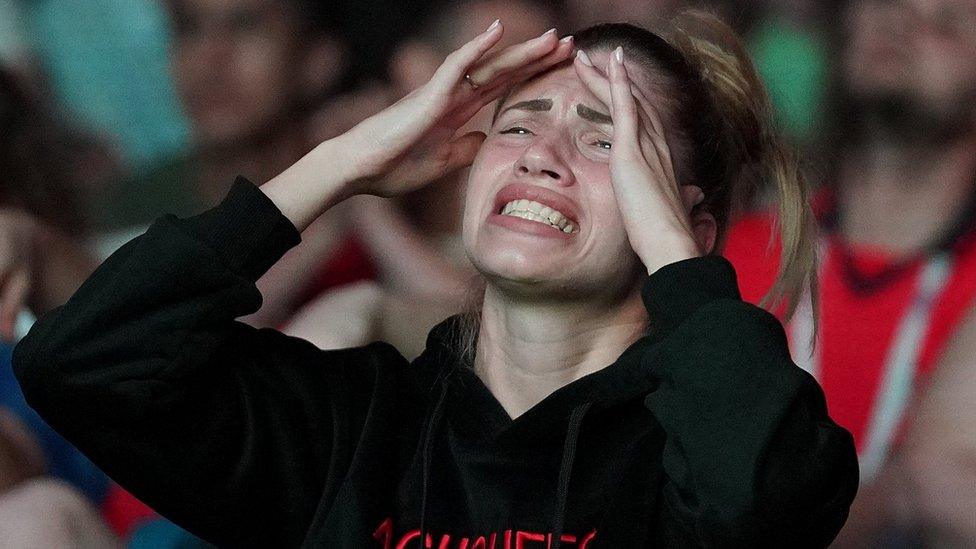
[
  {"x1": 0, "y1": 209, "x2": 98, "y2": 341},
  {"x1": 347, "y1": 196, "x2": 471, "y2": 298},
  {"x1": 241, "y1": 203, "x2": 345, "y2": 328},
  {"x1": 898, "y1": 304, "x2": 976, "y2": 546}
]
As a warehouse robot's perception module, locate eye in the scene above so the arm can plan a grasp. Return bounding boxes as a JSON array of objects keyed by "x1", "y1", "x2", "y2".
[
  {"x1": 594, "y1": 139, "x2": 612, "y2": 150},
  {"x1": 500, "y1": 126, "x2": 534, "y2": 136}
]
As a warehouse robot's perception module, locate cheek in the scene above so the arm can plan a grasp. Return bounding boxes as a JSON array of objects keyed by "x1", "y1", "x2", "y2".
[{"x1": 461, "y1": 144, "x2": 512, "y2": 236}]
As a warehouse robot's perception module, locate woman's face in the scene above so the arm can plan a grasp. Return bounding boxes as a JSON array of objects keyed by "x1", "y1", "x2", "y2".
[{"x1": 462, "y1": 51, "x2": 656, "y2": 301}]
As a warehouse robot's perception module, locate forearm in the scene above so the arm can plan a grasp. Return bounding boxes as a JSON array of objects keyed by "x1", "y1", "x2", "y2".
[
  {"x1": 901, "y1": 435, "x2": 976, "y2": 545},
  {"x1": 259, "y1": 137, "x2": 359, "y2": 233},
  {"x1": 641, "y1": 257, "x2": 858, "y2": 545}
]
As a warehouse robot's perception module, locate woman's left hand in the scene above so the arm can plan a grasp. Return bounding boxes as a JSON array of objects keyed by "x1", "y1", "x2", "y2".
[{"x1": 574, "y1": 47, "x2": 707, "y2": 275}]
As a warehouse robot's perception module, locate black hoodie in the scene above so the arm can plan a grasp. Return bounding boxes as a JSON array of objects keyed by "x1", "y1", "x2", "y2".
[{"x1": 13, "y1": 178, "x2": 858, "y2": 548}]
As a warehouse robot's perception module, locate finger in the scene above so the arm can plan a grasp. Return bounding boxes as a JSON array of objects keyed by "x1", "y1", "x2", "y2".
[
  {"x1": 478, "y1": 35, "x2": 574, "y2": 100},
  {"x1": 633, "y1": 89, "x2": 677, "y2": 183},
  {"x1": 466, "y1": 28, "x2": 561, "y2": 87},
  {"x1": 429, "y1": 19, "x2": 505, "y2": 92},
  {"x1": 629, "y1": 87, "x2": 677, "y2": 184},
  {"x1": 449, "y1": 36, "x2": 574, "y2": 123},
  {"x1": 576, "y1": 52, "x2": 657, "y2": 141},
  {"x1": 573, "y1": 50, "x2": 612, "y2": 109},
  {"x1": 607, "y1": 47, "x2": 641, "y2": 154},
  {"x1": 0, "y1": 268, "x2": 28, "y2": 341}
]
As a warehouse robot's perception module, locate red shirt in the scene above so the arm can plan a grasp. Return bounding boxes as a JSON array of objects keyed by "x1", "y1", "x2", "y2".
[{"x1": 724, "y1": 190, "x2": 976, "y2": 480}]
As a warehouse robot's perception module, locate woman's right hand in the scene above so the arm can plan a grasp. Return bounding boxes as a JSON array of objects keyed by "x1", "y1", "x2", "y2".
[
  {"x1": 337, "y1": 21, "x2": 574, "y2": 198},
  {"x1": 261, "y1": 21, "x2": 573, "y2": 232}
]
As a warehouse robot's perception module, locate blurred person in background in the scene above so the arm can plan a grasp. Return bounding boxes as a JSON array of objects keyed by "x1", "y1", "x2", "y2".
[
  {"x1": 0, "y1": 67, "x2": 110, "y2": 339},
  {"x1": 0, "y1": 65, "x2": 123, "y2": 548},
  {"x1": 285, "y1": 0, "x2": 559, "y2": 358},
  {"x1": 91, "y1": 0, "x2": 347, "y2": 229},
  {"x1": 725, "y1": 0, "x2": 976, "y2": 546},
  {"x1": 0, "y1": 0, "x2": 351, "y2": 542},
  {"x1": 88, "y1": 0, "x2": 362, "y2": 330}
]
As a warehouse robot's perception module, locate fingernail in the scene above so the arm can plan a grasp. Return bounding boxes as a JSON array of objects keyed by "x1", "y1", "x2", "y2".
[
  {"x1": 577, "y1": 49, "x2": 593, "y2": 66},
  {"x1": 559, "y1": 35, "x2": 573, "y2": 44},
  {"x1": 614, "y1": 46, "x2": 624, "y2": 64},
  {"x1": 486, "y1": 19, "x2": 500, "y2": 32},
  {"x1": 541, "y1": 27, "x2": 557, "y2": 38}
]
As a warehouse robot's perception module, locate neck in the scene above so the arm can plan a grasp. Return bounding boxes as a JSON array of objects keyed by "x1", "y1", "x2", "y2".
[
  {"x1": 838, "y1": 132, "x2": 976, "y2": 255},
  {"x1": 196, "y1": 122, "x2": 308, "y2": 207},
  {"x1": 474, "y1": 284, "x2": 648, "y2": 419}
]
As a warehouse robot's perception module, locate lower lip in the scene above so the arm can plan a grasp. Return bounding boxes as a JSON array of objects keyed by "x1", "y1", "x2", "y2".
[{"x1": 487, "y1": 212, "x2": 575, "y2": 240}]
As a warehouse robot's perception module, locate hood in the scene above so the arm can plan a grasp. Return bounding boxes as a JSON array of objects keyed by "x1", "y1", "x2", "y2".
[{"x1": 409, "y1": 315, "x2": 661, "y2": 548}]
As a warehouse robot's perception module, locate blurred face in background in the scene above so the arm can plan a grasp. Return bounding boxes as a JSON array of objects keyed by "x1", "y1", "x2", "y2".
[
  {"x1": 844, "y1": 0, "x2": 976, "y2": 131},
  {"x1": 167, "y1": 0, "x2": 307, "y2": 147}
]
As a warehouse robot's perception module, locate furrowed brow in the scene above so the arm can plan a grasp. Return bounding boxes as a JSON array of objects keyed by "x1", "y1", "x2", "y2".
[
  {"x1": 499, "y1": 98, "x2": 553, "y2": 116},
  {"x1": 576, "y1": 104, "x2": 612, "y2": 125}
]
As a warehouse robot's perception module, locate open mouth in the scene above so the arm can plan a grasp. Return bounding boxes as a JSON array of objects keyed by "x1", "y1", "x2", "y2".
[
  {"x1": 492, "y1": 184, "x2": 581, "y2": 236},
  {"x1": 499, "y1": 199, "x2": 577, "y2": 233}
]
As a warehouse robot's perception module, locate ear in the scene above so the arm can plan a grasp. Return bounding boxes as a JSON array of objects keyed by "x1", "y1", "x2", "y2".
[
  {"x1": 691, "y1": 210, "x2": 718, "y2": 255},
  {"x1": 300, "y1": 36, "x2": 347, "y2": 100}
]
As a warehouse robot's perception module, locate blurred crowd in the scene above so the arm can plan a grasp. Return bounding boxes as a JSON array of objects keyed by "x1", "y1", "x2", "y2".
[{"x1": 0, "y1": 0, "x2": 973, "y2": 547}]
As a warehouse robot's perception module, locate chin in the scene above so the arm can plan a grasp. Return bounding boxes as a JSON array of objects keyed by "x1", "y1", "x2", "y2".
[{"x1": 470, "y1": 241, "x2": 566, "y2": 289}]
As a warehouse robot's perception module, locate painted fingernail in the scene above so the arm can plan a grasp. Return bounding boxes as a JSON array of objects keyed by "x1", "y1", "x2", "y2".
[
  {"x1": 614, "y1": 46, "x2": 624, "y2": 64},
  {"x1": 540, "y1": 28, "x2": 557, "y2": 38},
  {"x1": 577, "y1": 49, "x2": 593, "y2": 66},
  {"x1": 486, "y1": 19, "x2": 500, "y2": 32},
  {"x1": 559, "y1": 35, "x2": 574, "y2": 44}
]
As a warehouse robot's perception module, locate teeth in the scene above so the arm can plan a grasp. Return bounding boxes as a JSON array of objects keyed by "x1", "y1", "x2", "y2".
[{"x1": 500, "y1": 199, "x2": 577, "y2": 233}]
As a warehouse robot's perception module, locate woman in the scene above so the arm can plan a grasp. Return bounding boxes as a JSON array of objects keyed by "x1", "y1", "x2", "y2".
[{"x1": 13, "y1": 14, "x2": 858, "y2": 548}]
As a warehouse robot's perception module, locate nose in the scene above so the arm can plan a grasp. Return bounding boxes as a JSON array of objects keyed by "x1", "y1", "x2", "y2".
[{"x1": 514, "y1": 138, "x2": 575, "y2": 186}]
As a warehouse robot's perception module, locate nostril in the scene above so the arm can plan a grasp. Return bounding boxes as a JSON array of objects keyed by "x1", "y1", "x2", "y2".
[
  {"x1": 542, "y1": 170, "x2": 560, "y2": 179},
  {"x1": 518, "y1": 166, "x2": 529, "y2": 174}
]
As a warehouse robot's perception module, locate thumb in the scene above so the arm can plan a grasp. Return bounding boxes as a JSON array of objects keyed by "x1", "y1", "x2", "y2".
[{"x1": 445, "y1": 131, "x2": 486, "y2": 173}]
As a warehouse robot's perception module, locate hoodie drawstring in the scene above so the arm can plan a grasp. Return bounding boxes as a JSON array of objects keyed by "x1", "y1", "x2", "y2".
[
  {"x1": 551, "y1": 402, "x2": 592, "y2": 549},
  {"x1": 419, "y1": 372, "x2": 453, "y2": 546}
]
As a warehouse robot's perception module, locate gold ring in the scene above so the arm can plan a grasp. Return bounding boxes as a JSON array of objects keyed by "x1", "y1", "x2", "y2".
[{"x1": 463, "y1": 74, "x2": 480, "y2": 89}]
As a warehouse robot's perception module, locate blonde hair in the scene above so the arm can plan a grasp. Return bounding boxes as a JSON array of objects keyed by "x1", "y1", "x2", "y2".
[{"x1": 664, "y1": 10, "x2": 818, "y2": 320}]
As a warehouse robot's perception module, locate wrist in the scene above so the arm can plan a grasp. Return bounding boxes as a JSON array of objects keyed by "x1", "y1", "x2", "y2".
[
  {"x1": 260, "y1": 139, "x2": 356, "y2": 233},
  {"x1": 640, "y1": 236, "x2": 702, "y2": 276}
]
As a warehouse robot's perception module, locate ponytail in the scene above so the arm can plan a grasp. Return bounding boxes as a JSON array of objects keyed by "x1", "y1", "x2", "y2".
[{"x1": 664, "y1": 11, "x2": 819, "y2": 322}]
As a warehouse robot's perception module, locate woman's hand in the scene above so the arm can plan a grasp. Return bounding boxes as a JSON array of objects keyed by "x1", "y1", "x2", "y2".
[
  {"x1": 263, "y1": 21, "x2": 574, "y2": 232},
  {"x1": 574, "y1": 47, "x2": 709, "y2": 275},
  {"x1": 338, "y1": 21, "x2": 575, "y2": 197}
]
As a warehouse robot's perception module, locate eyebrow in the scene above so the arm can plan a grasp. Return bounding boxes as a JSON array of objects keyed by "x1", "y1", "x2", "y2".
[
  {"x1": 498, "y1": 98, "x2": 613, "y2": 125},
  {"x1": 576, "y1": 104, "x2": 612, "y2": 125},
  {"x1": 499, "y1": 98, "x2": 553, "y2": 115}
]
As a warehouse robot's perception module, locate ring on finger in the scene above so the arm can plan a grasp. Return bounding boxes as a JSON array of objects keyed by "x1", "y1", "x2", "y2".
[{"x1": 463, "y1": 73, "x2": 481, "y2": 89}]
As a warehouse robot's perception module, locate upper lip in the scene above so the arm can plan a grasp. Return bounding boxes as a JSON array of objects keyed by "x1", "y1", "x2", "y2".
[{"x1": 493, "y1": 183, "x2": 582, "y2": 225}]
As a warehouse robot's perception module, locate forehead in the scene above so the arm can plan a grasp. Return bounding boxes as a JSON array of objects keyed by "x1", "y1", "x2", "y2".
[{"x1": 499, "y1": 52, "x2": 660, "y2": 112}]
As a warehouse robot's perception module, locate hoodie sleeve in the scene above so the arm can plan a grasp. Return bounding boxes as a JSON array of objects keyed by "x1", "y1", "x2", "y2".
[
  {"x1": 12, "y1": 177, "x2": 408, "y2": 547},
  {"x1": 640, "y1": 255, "x2": 859, "y2": 548}
]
